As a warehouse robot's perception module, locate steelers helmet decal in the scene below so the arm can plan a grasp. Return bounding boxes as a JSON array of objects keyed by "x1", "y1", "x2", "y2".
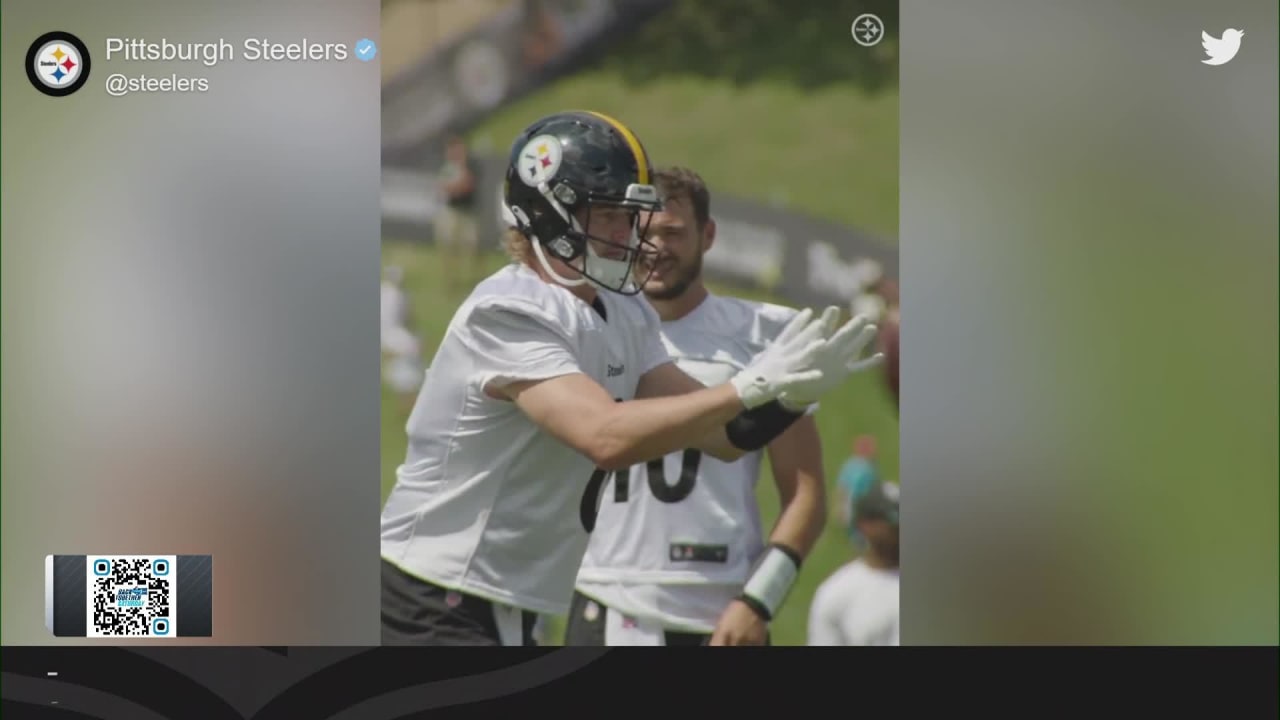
[{"x1": 516, "y1": 134, "x2": 564, "y2": 188}]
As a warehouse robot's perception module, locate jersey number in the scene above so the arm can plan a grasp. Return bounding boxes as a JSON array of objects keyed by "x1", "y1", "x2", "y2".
[{"x1": 579, "y1": 448, "x2": 703, "y2": 533}]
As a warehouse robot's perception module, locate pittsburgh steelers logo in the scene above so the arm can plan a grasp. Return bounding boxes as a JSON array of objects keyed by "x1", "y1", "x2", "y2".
[
  {"x1": 26, "y1": 31, "x2": 92, "y2": 97},
  {"x1": 517, "y1": 134, "x2": 563, "y2": 187}
]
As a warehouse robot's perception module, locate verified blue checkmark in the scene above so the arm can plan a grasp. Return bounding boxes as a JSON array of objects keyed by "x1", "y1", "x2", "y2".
[{"x1": 354, "y1": 38, "x2": 377, "y2": 62}]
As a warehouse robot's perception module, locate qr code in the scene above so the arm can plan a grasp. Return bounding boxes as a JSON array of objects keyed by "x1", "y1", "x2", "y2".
[{"x1": 86, "y1": 555, "x2": 177, "y2": 638}]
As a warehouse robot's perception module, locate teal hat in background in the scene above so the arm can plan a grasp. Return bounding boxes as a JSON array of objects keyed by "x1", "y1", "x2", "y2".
[
  {"x1": 844, "y1": 469, "x2": 900, "y2": 546},
  {"x1": 852, "y1": 478, "x2": 899, "y2": 526}
]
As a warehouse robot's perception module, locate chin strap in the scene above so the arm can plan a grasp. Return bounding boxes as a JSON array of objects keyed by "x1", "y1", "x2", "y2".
[
  {"x1": 530, "y1": 234, "x2": 589, "y2": 288},
  {"x1": 508, "y1": 200, "x2": 636, "y2": 293}
]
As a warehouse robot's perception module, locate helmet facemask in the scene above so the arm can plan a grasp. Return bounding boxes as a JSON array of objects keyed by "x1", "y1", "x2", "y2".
[{"x1": 511, "y1": 181, "x2": 662, "y2": 295}]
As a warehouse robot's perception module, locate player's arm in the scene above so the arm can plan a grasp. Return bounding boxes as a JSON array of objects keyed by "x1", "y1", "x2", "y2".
[
  {"x1": 765, "y1": 413, "x2": 826, "y2": 560},
  {"x1": 467, "y1": 300, "x2": 760, "y2": 471},
  {"x1": 731, "y1": 413, "x2": 827, "y2": 624},
  {"x1": 635, "y1": 361, "x2": 806, "y2": 463},
  {"x1": 619, "y1": 303, "x2": 839, "y2": 464},
  {"x1": 501, "y1": 372, "x2": 745, "y2": 471},
  {"x1": 504, "y1": 309, "x2": 836, "y2": 469}
]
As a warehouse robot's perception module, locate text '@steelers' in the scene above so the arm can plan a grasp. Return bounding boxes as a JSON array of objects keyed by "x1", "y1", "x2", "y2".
[{"x1": 92, "y1": 36, "x2": 373, "y2": 98}]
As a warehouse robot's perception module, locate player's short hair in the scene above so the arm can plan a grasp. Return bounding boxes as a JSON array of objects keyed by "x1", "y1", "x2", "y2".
[{"x1": 653, "y1": 166, "x2": 711, "y2": 230}]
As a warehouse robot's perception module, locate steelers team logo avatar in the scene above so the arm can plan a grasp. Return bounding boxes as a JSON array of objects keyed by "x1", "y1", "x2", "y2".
[{"x1": 26, "y1": 31, "x2": 92, "y2": 97}]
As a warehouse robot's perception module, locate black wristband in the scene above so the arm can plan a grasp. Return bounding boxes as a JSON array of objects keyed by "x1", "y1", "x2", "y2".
[{"x1": 725, "y1": 400, "x2": 804, "y2": 452}]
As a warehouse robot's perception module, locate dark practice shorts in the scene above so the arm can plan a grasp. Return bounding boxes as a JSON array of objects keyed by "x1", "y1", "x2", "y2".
[
  {"x1": 564, "y1": 590, "x2": 771, "y2": 647},
  {"x1": 380, "y1": 558, "x2": 538, "y2": 646}
]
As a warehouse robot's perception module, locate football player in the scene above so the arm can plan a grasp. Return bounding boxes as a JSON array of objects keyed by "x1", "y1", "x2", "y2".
[
  {"x1": 567, "y1": 166, "x2": 830, "y2": 646},
  {"x1": 379, "y1": 111, "x2": 882, "y2": 646}
]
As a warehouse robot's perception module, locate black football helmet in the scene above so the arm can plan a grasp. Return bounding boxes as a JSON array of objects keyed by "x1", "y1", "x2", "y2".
[{"x1": 502, "y1": 110, "x2": 662, "y2": 295}]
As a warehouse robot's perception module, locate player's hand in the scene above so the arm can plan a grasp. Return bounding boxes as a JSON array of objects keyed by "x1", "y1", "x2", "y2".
[
  {"x1": 729, "y1": 307, "x2": 830, "y2": 409},
  {"x1": 777, "y1": 308, "x2": 884, "y2": 410},
  {"x1": 708, "y1": 600, "x2": 769, "y2": 646}
]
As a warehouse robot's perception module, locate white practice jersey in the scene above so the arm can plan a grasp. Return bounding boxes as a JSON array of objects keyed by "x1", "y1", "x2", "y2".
[
  {"x1": 575, "y1": 293, "x2": 802, "y2": 632},
  {"x1": 380, "y1": 264, "x2": 670, "y2": 615},
  {"x1": 807, "y1": 558, "x2": 900, "y2": 646}
]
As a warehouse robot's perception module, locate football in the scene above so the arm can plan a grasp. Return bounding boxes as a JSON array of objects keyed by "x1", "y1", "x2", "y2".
[{"x1": 878, "y1": 315, "x2": 899, "y2": 408}]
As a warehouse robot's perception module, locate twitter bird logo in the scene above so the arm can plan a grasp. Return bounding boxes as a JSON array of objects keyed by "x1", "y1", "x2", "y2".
[{"x1": 1202, "y1": 28, "x2": 1243, "y2": 66}]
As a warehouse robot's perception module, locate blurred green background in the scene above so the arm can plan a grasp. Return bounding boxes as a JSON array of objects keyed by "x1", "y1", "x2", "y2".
[{"x1": 380, "y1": 0, "x2": 899, "y2": 645}]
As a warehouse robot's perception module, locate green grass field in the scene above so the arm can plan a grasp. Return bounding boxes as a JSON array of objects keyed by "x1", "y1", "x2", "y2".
[{"x1": 381, "y1": 59, "x2": 898, "y2": 645}]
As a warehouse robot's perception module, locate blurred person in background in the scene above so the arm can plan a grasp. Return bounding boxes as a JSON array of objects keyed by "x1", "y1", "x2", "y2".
[
  {"x1": 807, "y1": 475, "x2": 899, "y2": 646},
  {"x1": 521, "y1": 0, "x2": 565, "y2": 73},
  {"x1": 836, "y1": 434, "x2": 879, "y2": 525},
  {"x1": 567, "y1": 166, "x2": 836, "y2": 647},
  {"x1": 381, "y1": 265, "x2": 424, "y2": 414},
  {"x1": 435, "y1": 135, "x2": 483, "y2": 297}
]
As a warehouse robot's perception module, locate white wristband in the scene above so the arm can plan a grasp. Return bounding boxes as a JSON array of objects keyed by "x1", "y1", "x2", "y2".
[{"x1": 740, "y1": 545, "x2": 800, "y2": 620}]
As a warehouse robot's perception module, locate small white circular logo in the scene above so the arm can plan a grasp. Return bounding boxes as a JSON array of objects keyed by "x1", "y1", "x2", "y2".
[
  {"x1": 454, "y1": 40, "x2": 507, "y2": 109},
  {"x1": 33, "y1": 40, "x2": 83, "y2": 89},
  {"x1": 584, "y1": 601, "x2": 600, "y2": 622},
  {"x1": 517, "y1": 134, "x2": 563, "y2": 187},
  {"x1": 851, "y1": 13, "x2": 886, "y2": 47}
]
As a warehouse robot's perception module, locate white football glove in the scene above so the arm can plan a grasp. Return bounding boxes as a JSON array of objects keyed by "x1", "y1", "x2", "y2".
[
  {"x1": 777, "y1": 307, "x2": 885, "y2": 411},
  {"x1": 729, "y1": 307, "x2": 830, "y2": 409}
]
